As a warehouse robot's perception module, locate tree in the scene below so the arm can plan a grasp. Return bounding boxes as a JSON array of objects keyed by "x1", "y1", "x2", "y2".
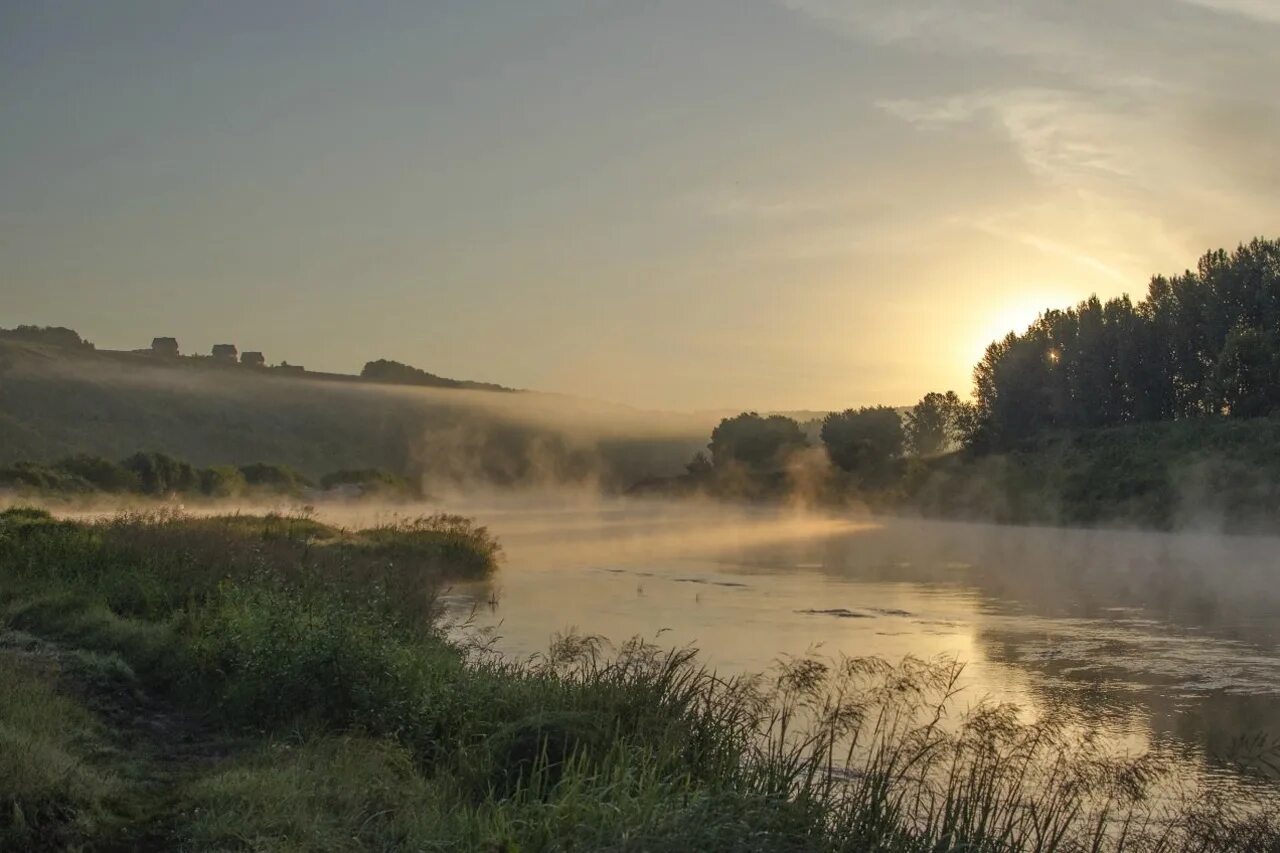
[
  {"x1": 239, "y1": 462, "x2": 310, "y2": 492},
  {"x1": 904, "y1": 391, "x2": 967, "y2": 457},
  {"x1": 708, "y1": 413, "x2": 808, "y2": 470},
  {"x1": 56, "y1": 454, "x2": 139, "y2": 492},
  {"x1": 361, "y1": 359, "x2": 512, "y2": 392},
  {"x1": 684, "y1": 451, "x2": 713, "y2": 477},
  {"x1": 0, "y1": 325, "x2": 89, "y2": 349},
  {"x1": 965, "y1": 239, "x2": 1280, "y2": 448},
  {"x1": 1214, "y1": 327, "x2": 1280, "y2": 418},
  {"x1": 320, "y1": 468, "x2": 413, "y2": 495},
  {"x1": 820, "y1": 407, "x2": 904, "y2": 484},
  {"x1": 122, "y1": 452, "x2": 198, "y2": 495},
  {"x1": 199, "y1": 465, "x2": 248, "y2": 497}
]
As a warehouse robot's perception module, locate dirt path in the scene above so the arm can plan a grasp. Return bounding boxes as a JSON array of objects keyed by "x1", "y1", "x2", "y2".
[{"x1": 1, "y1": 630, "x2": 244, "y2": 851}]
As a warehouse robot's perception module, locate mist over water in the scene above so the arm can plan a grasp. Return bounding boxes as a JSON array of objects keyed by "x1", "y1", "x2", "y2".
[
  {"x1": 355, "y1": 496, "x2": 1280, "y2": 801},
  {"x1": 28, "y1": 491, "x2": 1280, "y2": 806}
]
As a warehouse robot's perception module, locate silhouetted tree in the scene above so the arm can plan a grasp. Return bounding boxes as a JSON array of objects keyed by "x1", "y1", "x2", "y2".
[
  {"x1": 122, "y1": 452, "x2": 198, "y2": 495},
  {"x1": 904, "y1": 391, "x2": 967, "y2": 457},
  {"x1": 56, "y1": 454, "x2": 139, "y2": 492},
  {"x1": 239, "y1": 462, "x2": 309, "y2": 492},
  {"x1": 967, "y1": 237, "x2": 1280, "y2": 449},
  {"x1": 708, "y1": 413, "x2": 808, "y2": 470},
  {"x1": 0, "y1": 325, "x2": 89, "y2": 349},
  {"x1": 820, "y1": 407, "x2": 904, "y2": 484},
  {"x1": 320, "y1": 468, "x2": 413, "y2": 495},
  {"x1": 199, "y1": 465, "x2": 247, "y2": 497},
  {"x1": 685, "y1": 451, "x2": 713, "y2": 477},
  {"x1": 1215, "y1": 327, "x2": 1280, "y2": 418},
  {"x1": 361, "y1": 359, "x2": 512, "y2": 392}
]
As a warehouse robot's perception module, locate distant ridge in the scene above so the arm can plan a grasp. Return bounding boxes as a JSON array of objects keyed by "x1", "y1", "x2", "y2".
[
  {"x1": 0, "y1": 325, "x2": 516, "y2": 393},
  {"x1": 359, "y1": 358, "x2": 514, "y2": 393}
]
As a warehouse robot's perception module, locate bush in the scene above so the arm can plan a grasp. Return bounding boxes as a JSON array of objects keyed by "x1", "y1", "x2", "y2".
[
  {"x1": 1, "y1": 506, "x2": 55, "y2": 524},
  {"x1": 198, "y1": 465, "x2": 246, "y2": 498},
  {"x1": 184, "y1": 584, "x2": 440, "y2": 732},
  {"x1": 122, "y1": 452, "x2": 198, "y2": 495},
  {"x1": 54, "y1": 454, "x2": 139, "y2": 493},
  {"x1": 0, "y1": 462, "x2": 93, "y2": 493},
  {"x1": 238, "y1": 462, "x2": 310, "y2": 492},
  {"x1": 319, "y1": 467, "x2": 414, "y2": 496},
  {"x1": 483, "y1": 710, "x2": 609, "y2": 795}
]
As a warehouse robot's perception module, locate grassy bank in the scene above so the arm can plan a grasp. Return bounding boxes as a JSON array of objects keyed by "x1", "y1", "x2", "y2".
[
  {"x1": 2, "y1": 508, "x2": 1278, "y2": 851},
  {"x1": 0, "y1": 449, "x2": 422, "y2": 503}
]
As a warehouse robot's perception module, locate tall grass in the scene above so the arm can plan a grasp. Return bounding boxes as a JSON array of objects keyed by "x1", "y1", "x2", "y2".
[
  {"x1": 0, "y1": 653, "x2": 118, "y2": 850},
  {"x1": 1, "y1": 507, "x2": 1277, "y2": 850}
]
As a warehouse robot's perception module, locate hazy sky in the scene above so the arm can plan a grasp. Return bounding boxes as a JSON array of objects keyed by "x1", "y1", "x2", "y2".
[{"x1": 4, "y1": 1, "x2": 1278, "y2": 411}]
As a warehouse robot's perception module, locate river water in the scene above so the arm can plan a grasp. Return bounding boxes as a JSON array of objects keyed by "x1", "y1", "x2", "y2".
[{"x1": 424, "y1": 496, "x2": 1280, "y2": 797}]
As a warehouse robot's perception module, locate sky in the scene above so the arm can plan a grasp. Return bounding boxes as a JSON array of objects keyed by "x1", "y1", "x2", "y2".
[{"x1": 3, "y1": 1, "x2": 1279, "y2": 411}]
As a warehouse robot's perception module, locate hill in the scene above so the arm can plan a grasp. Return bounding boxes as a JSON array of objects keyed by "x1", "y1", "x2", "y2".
[{"x1": 0, "y1": 337, "x2": 709, "y2": 488}]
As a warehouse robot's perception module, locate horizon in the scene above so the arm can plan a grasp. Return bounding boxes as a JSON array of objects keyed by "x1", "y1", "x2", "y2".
[{"x1": 5, "y1": 2, "x2": 1279, "y2": 411}]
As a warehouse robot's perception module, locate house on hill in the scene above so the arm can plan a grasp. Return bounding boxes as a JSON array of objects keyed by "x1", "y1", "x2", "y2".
[
  {"x1": 211, "y1": 344, "x2": 238, "y2": 362},
  {"x1": 241, "y1": 351, "x2": 265, "y2": 367},
  {"x1": 151, "y1": 337, "x2": 179, "y2": 357}
]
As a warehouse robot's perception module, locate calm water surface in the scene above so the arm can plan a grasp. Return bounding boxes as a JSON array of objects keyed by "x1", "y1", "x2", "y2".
[{"x1": 421, "y1": 497, "x2": 1280, "y2": 793}]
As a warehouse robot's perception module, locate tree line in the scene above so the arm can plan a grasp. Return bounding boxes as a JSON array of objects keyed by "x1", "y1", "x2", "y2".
[
  {"x1": 971, "y1": 237, "x2": 1280, "y2": 448},
  {"x1": 695, "y1": 397, "x2": 966, "y2": 488},
  {"x1": 694, "y1": 238, "x2": 1280, "y2": 486}
]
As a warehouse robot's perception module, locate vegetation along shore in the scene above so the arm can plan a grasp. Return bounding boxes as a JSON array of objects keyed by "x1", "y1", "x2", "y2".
[{"x1": 3, "y1": 507, "x2": 1278, "y2": 851}]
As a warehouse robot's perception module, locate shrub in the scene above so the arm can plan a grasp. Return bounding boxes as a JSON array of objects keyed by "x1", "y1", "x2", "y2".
[
  {"x1": 238, "y1": 462, "x2": 310, "y2": 492},
  {"x1": 198, "y1": 465, "x2": 247, "y2": 498},
  {"x1": 319, "y1": 467, "x2": 414, "y2": 496},
  {"x1": 0, "y1": 462, "x2": 93, "y2": 493},
  {"x1": 121, "y1": 452, "x2": 198, "y2": 495},
  {"x1": 183, "y1": 584, "x2": 448, "y2": 733},
  {"x1": 54, "y1": 454, "x2": 139, "y2": 493}
]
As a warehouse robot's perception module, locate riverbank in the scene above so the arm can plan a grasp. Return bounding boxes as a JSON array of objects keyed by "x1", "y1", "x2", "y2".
[
  {"x1": 2, "y1": 507, "x2": 1278, "y2": 850},
  {"x1": 632, "y1": 415, "x2": 1280, "y2": 535},
  {"x1": 907, "y1": 416, "x2": 1280, "y2": 532}
]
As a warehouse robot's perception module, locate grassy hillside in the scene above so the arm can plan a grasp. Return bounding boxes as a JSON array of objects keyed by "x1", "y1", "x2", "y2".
[
  {"x1": 907, "y1": 416, "x2": 1280, "y2": 531},
  {"x1": 0, "y1": 340, "x2": 707, "y2": 488}
]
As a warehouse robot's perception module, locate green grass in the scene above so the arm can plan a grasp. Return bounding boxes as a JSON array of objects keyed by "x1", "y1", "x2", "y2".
[
  {"x1": 0, "y1": 654, "x2": 117, "y2": 850},
  {"x1": 182, "y1": 735, "x2": 448, "y2": 853},
  {"x1": 1, "y1": 508, "x2": 1277, "y2": 850}
]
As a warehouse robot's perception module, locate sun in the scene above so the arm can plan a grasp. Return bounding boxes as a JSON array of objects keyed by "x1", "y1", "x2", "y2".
[{"x1": 969, "y1": 290, "x2": 1075, "y2": 361}]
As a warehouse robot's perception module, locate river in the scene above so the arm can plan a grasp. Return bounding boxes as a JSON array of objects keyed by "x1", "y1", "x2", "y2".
[{"x1": 421, "y1": 496, "x2": 1280, "y2": 799}]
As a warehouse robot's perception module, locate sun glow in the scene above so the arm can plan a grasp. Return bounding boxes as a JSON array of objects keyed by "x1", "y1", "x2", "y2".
[{"x1": 970, "y1": 290, "x2": 1076, "y2": 362}]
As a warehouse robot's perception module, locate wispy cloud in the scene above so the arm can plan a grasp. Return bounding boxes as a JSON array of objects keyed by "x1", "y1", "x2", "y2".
[
  {"x1": 781, "y1": 0, "x2": 1280, "y2": 269},
  {"x1": 778, "y1": 0, "x2": 1122, "y2": 83},
  {"x1": 1177, "y1": 0, "x2": 1280, "y2": 24},
  {"x1": 877, "y1": 89, "x2": 1141, "y2": 189}
]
